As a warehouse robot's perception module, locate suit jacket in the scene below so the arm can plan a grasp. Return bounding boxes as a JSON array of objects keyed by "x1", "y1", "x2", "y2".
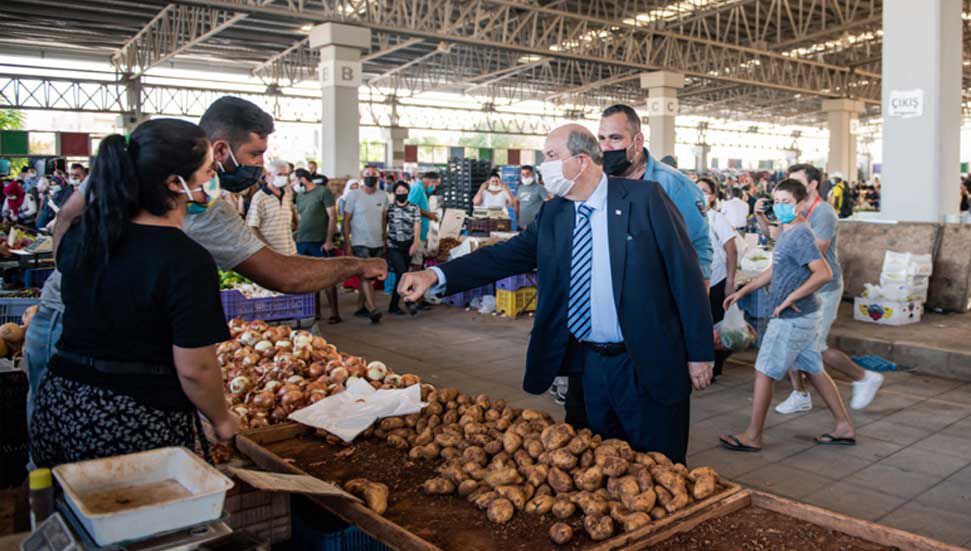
[{"x1": 439, "y1": 177, "x2": 714, "y2": 404}]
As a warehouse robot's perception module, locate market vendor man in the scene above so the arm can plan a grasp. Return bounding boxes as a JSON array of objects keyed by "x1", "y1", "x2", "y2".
[
  {"x1": 23, "y1": 96, "x2": 388, "y2": 419},
  {"x1": 397, "y1": 124, "x2": 713, "y2": 464}
]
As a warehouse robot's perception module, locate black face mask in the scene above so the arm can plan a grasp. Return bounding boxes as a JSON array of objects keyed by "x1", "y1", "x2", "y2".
[
  {"x1": 217, "y1": 148, "x2": 263, "y2": 193},
  {"x1": 603, "y1": 148, "x2": 634, "y2": 177},
  {"x1": 394, "y1": 193, "x2": 409, "y2": 203},
  {"x1": 363, "y1": 176, "x2": 379, "y2": 188}
]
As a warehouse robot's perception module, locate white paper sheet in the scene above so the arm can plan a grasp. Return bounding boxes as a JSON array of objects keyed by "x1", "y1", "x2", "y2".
[{"x1": 287, "y1": 378, "x2": 427, "y2": 443}]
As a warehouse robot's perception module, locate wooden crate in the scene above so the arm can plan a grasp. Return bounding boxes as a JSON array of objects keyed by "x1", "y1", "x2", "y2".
[
  {"x1": 634, "y1": 489, "x2": 968, "y2": 551},
  {"x1": 236, "y1": 423, "x2": 742, "y2": 551}
]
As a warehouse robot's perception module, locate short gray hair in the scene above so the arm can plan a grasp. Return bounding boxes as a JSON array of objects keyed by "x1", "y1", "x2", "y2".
[
  {"x1": 566, "y1": 129, "x2": 603, "y2": 166},
  {"x1": 268, "y1": 159, "x2": 290, "y2": 174}
]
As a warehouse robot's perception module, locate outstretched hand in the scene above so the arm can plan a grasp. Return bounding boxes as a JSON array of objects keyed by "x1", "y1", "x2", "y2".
[
  {"x1": 360, "y1": 258, "x2": 388, "y2": 281},
  {"x1": 397, "y1": 270, "x2": 439, "y2": 303}
]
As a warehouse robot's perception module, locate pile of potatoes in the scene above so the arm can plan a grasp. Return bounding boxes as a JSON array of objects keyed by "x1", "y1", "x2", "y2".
[{"x1": 326, "y1": 387, "x2": 722, "y2": 546}]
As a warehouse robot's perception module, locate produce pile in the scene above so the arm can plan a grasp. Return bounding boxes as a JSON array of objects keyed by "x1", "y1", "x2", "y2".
[
  {"x1": 219, "y1": 271, "x2": 282, "y2": 299},
  {"x1": 218, "y1": 319, "x2": 422, "y2": 431},
  {"x1": 0, "y1": 304, "x2": 36, "y2": 358},
  {"x1": 436, "y1": 237, "x2": 463, "y2": 262},
  {"x1": 328, "y1": 390, "x2": 724, "y2": 546}
]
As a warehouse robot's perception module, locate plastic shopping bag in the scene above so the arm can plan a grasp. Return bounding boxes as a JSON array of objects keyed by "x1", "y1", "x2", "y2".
[{"x1": 715, "y1": 303, "x2": 756, "y2": 352}]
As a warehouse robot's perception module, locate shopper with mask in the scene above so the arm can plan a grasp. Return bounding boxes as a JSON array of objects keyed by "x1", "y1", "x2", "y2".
[
  {"x1": 720, "y1": 178, "x2": 854, "y2": 453},
  {"x1": 68, "y1": 163, "x2": 87, "y2": 187},
  {"x1": 36, "y1": 174, "x2": 72, "y2": 230},
  {"x1": 597, "y1": 104, "x2": 711, "y2": 281},
  {"x1": 293, "y1": 168, "x2": 341, "y2": 324},
  {"x1": 24, "y1": 96, "x2": 386, "y2": 423},
  {"x1": 397, "y1": 124, "x2": 713, "y2": 464},
  {"x1": 247, "y1": 160, "x2": 297, "y2": 255},
  {"x1": 474, "y1": 172, "x2": 515, "y2": 209},
  {"x1": 30, "y1": 119, "x2": 238, "y2": 467},
  {"x1": 385, "y1": 181, "x2": 422, "y2": 316},
  {"x1": 408, "y1": 171, "x2": 440, "y2": 271},
  {"x1": 343, "y1": 166, "x2": 389, "y2": 324},
  {"x1": 697, "y1": 177, "x2": 739, "y2": 380},
  {"x1": 515, "y1": 165, "x2": 550, "y2": 229}
]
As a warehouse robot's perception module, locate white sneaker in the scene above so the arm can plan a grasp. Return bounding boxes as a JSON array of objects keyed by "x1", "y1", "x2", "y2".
[
  {"x1": 775, "y1": 391, "x2": 812, "y2": 414},
  {"x1": 850, "y1": 371, "x2": 884, "y2": 410}
]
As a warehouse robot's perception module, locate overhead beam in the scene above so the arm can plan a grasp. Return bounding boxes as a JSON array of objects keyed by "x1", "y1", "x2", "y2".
[
  {"x1": 369, "y1": 43, "x2": 451, "y2": 86},
  {"x1": 361, "y1": 37, "x2": 425, "y2": 63},
  {"x1": 464, "y1": 57, "x2": 552, "y2": 93},
  {"x1": 179, "y1": 0, "x2": 880, "y2": 103},
  {"x1": 545, "y1": 71, "x2": 640, "y2": 101},
  {"x1": 112, "y1": 4, "x2": 247, "y2": 77}
]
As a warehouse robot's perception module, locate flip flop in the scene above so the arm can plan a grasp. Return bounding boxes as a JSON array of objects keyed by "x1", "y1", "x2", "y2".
[
  {"x1": 815, "y1": 433, "x2": 856, "y2": 446},
  {"x1": 719, "y1": 435, "x2": 762, "y2": 453}
]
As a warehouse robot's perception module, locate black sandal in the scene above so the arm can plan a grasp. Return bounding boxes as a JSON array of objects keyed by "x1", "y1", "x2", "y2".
[
  {"x1": 815, "y1": 433, "x2": 856, "y2": 446},
  {"x1": 719, "y1": 435, "x2": 762, "y2": 453},
  {"x1": 327, "y1": 315, "x2": 342, "y2": 325}
]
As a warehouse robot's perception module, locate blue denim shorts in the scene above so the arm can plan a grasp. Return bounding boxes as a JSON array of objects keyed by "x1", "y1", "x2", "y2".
[
  {"x1": 755, "y1": 310, "x2": 823, "y2": 381},
  {"x1": 815, "y1": 283, "x2": 843, "y2": 352}
]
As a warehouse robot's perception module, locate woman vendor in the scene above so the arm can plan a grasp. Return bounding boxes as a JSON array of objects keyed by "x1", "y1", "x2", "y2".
[{"x1": 30, "y1": 118, "x2": 239, "y2": 466}]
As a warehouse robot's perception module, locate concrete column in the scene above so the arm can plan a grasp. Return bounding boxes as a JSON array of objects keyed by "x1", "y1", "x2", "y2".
[
  {"x1": 821, "y1": 98, "x2": 864, "y2": 182},
  {"x1": 120, "y1": 74, "x2": 149, "y2": 133},
  {"x1": 692, "y1": 144, "x2": 709, "y2": 173},
  {"x1": 383, "y1": 126, "x2": 409, "y2": 168},
  {"x1": 881, "y1": 0, "x2": 962, "y2": 222},
  {"x1": 309, "y1": 23, "x2": 370, "y2": 178},
  {"x1": 640, "y1": 71, "x2": 685, "y2": 160}
]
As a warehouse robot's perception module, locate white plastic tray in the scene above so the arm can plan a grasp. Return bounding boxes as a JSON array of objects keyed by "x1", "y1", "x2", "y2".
[{"x1": 52, "y1": 446, "x2": 234, "y2": 547}]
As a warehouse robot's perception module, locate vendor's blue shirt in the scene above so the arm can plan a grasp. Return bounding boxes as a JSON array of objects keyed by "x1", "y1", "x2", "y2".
[
  {"x1": 641, "y1": 149, "x2": 713, "y2": 279},
  {"x1": 408, "y1": 184, "x2": 431, "y2": 241}
]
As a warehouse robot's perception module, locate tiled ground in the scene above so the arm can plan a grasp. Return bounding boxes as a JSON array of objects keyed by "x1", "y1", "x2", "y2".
[{"x1": 319, "y1": 291, "x2": 971, "y2": 547}]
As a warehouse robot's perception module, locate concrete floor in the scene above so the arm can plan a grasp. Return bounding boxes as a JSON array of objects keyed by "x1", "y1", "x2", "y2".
[{"x1": 320, "y1": 291, "x2": 971, "y2": 547}]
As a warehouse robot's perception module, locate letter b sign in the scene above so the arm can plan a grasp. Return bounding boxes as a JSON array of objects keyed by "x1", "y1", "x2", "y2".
[{"x1": 321, "y1": 60, "x2": 362, "y2": 88}]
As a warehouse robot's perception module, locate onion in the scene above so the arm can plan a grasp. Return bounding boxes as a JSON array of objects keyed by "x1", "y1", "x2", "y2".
[
  {"x1": 232, "y1": 405, "x2": 250, "y2": 418},
  {"x1": 274, "y1": 353, "x2": 296, "y2": 366},
  {"x1": 292, "y1": 332, "x2": 313, "y2": 349},
  {"x1": 308, "y1": 362, "x2": 327, "y2": 379},
  {"x1": 263, "y1": 380, "x2": 282, "y2": 393},
  {"x1": 401, "y1": 374, "x2": 421, "y2": 387},
  {"x1": 311, "y1": 336, "x2": 328, "y2": 349},
  {"x1": 330, "y1": 367, "x2": 348, "y2": 385},
  {"x1": 254, "y1": 340, "x2": 274, "y2": 352},
  {"x1": 385, "y1": 374, "x2": 403, "y2": 388},
  {"x1": 274, "y1": 340, "x2": 292, "y2": 350},
  {"x1": 229, "y1": 376, "x2": 252, "y2": 395},
  {"x1": 281, "y1": 390, "x2": 305, "y2": 406},
  {"x1": 249, "y1": 320, "x2": 269, "y2": 332},
  {"x1": 286, "y1": 375, "x2": 305, "y2": 385},
  {"x1": 366, "y1": 361, "x2": 388, "y2": 382},
  {"x1": 277, "y1": 383, "x2": 301, "y2": 396},
  {"x1": 238, "y1": 330, "x2": 260, "y2": 346},
  {"x1": 240, "y1": 353, "x2": 260, "y2": 366},
  {"x1": 250, "y1": 390, "x2": 276, "y2": 408},
  {"x1": 269, "y1": 407, "x2": 287, "y2": 422},
  {"x1": 293, "y1": 346, "x2": 312, "y2": 362}
]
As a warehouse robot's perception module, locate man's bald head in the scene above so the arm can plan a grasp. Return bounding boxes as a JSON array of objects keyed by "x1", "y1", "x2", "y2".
[{"x1": 545, "y1": 124, "x2": 603, "y2": 165}]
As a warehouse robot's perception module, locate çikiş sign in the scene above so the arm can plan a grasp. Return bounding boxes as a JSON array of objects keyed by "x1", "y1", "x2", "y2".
[{"x1": 887, "y1": 89, "x2": 924, "y2": 118}]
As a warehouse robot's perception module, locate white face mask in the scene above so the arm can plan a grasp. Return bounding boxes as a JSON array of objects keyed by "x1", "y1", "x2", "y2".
[
  {"x1": 521, "y1": 177, "x2": 534, "y2": 185},
  {"x1": 488, "y1": 182, "x2": 501, "y2": 192},
  {"x1": 294, "y1": 183, "x2": 306, "y2": 194},
  {"x1": 539, "y1": 156, "x2": 583, "y2": 197},
  {"x1": 271, "y1": 174, "x2": 288, "y2": 188}
]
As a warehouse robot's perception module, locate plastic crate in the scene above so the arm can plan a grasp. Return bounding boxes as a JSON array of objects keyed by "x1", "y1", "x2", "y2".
[
  {"x1": 496, "y1": 287, "x2": 537, "y2": 316},
  {"x1": 0, "y1": 297, "x2": 39, "y2": 325},
  {"x1": 224, "y1": 479, "x2": 291, "y2": 544},
  {"x1": 220, "y1": 290, "x2": 316, "y2": 322},
  {"x1": 442, "y1": 284, "x2": 494, "y2": 307},
  {"x1": 496, "y1": 273, "x2": 536, "y2": 291},
  {"x1": 467, "y1": 218, "x2": 511, "y2": 234},
  {"x1": 22, "y1": 267, "x2": 54, "y2": 288}
]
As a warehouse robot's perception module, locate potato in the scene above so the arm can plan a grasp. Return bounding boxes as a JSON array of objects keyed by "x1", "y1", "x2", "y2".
[
  {"x1": 692, "y1": 474, "x2": 716, "y2": 500},
  {"x1": 574, "y1": 465, "x2": 604, "y2": 492},
  {"x1": 441, "y1": 447, "x2": 462, "y2": 461},
  {"x1": 344, "y1": 479, "x2": 389, "y2": 515},
  {"x1": 540, "y1": 423, "x2": 575, "y2": 451},
  {"x1": 513, "y1": 449, "x2": 535, "y2": 468},
  {"x1": 458, "y1": 480, "x2": 480, "y2": 497},
  {"x1": 463, "y1": 422, "x2": 487, "y2": 438},
  {"x1": 687, "y1": 466, "x2": 717, "y2": 482},
  {"x1": 520, "y1": 409, "x2": 544, "y2": 421},
  {"x1": 650, "y1": 467, "x2": 687, "y2": 496},
  {"x1": 584, "y1": 514, "x2": 615, "y2": 541},
  {"x1": 525, "y1": 494, "x2": 556, "y2": 514},
  {"x1": 423, "y1": 478, "x2": 456, "y2": 495},
  {"x1": 462, "y1": 446, "x2": 488, "y2": 466},
  {"x1": 484, "y1": 467, "x2": 521, "y2": 488},
  {"x1": 495, "y1": 418, "x2": 511, "y2": 431},
  {"x1": 483, "y1": 439, "x2": 503, "y2": 455},
  {"x1": 647, "y1": 451, "x2": 673, "y2": 467},
  {"x1": 387, "y1": 434, "x2": 409, "y2": 449},
  {"x1": 621, "y1": 489, "x2": 657, "y2": 513},
  {"x1": 549, "y1": 522, "x2": 574, "y2": 545},
  {"x1": 463, "y1": 462, "x2": 487, "y2": 481},
  {"x1": 547, "y1": 466, "x2": 574, "y2": 494},
  {"x1": 496, "y1": 485, "x2": 526, "y2": 510},
  {"x1": 526, "y1": 464, "x2": 549, "y2": 487},
  {"x1": 380, "y1": 417, "x2": 405, "y2": 430},
  {"x1": 672, "y1": 463, "x2": 689, "y2": 477},
  {"x1": 665, "y1": 492, "x2": 690, "y2": 513},
  {"x1": 566, "y1": 435, "x2": 590, "y2": 455},
  {"x1": 551, "y1": 499, "x2": 575, "y2": 519},
  {"x1": 487, "y1": 498, "x2": 515, "y2": 524},
  {"x1": 424, "y1": 401, "x2": 445, "y2": 416},
  {"x1": 502, "y1": 431, "x2": 523, "y2": 454},
  {"x1": 472, "y1": 490, "x2": 499, "y2": 510},
  {"x1": 650, "y1": 506, "x2": 667, "y2": 520},
  {"x1": 524, "y1": 438, "x2": 545, "y2": 459},
  {"x1": 414, "y1": 428, "x2": 434, "y2": 446},
  {"x1": 550, "y1": 448, "x2": 577, "y2": 471},
  {"x1": 608, "y1": 475, "x2": 641, "y2": 499},
  {"x1": 434, "y1": 432, "x2": 463, "y2": 448},
  {"x1": 579, "y1": 449, "x2": 595, "y2": 469},
  {"x1": 596, "y1": 455, "x2": 630, "y2": 477},
  {"x1": 442, "y1": 410, "x2": 459, "y2": 424},
  {"x1": 426, "y1": 414, "x2": 442, "y2": 429},
  {"x1": 618, "y1": 511, "x2": 651, "y2": 533}
]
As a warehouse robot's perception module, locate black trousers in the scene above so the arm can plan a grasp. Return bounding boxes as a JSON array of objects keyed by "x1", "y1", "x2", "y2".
[
  {"x1": 565, "y1": 348, "x2": 690, "y2": 465},
  {"x1": 386, "y1": 245, "x2": 411, "y2": 311},
  {"x1": 708, "y1": 279, "x2": 733, "y2": 376}
]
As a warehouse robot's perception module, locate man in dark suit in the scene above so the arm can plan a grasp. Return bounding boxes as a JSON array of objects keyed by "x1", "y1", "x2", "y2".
[{"x1": 398, "y1": 124, "x2": 713, "y2": 464}]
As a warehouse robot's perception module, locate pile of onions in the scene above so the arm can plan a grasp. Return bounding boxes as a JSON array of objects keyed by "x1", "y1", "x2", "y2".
[{"x1": 219, "y1": 318, "x2": 423, "y2": 430}]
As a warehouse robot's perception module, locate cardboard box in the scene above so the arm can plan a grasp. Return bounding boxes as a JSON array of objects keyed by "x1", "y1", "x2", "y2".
[{"x1": 853, "y1": 297, "x2": 924, "y2": 326}]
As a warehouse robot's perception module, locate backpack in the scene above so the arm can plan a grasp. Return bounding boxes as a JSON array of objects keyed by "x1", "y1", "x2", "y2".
[{"x1": 837, "y1": 182, "x2": 854, "y2": 218}]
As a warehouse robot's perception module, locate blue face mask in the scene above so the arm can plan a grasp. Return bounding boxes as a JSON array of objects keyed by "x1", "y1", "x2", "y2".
[{"x1": 774, "y1": 203, "x2": 797, "y2": 224}]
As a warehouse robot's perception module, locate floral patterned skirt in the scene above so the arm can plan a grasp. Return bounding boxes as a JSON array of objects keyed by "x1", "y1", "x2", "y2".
[{"x1": 30, "y1": 373, "x2": 196, "y2": 468}]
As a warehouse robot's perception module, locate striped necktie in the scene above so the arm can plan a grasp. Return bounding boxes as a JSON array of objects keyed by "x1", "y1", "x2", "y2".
[{"x1": 568, "y1": 204, "x2": 594, "y2": 341}]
